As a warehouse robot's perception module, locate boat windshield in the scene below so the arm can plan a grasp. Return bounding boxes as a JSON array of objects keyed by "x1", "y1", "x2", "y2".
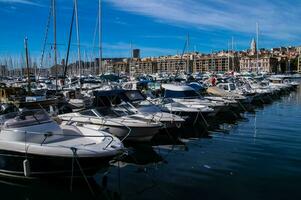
[
  {"x1": 165, "y1": 90, "x2": 199, "y2": 98},
  {"x1": 112, "y1": 104, "x2": 136, "y2": 115},
  {"x1": 170, "y1": 102, "x2": 188, "y2": 108},
  {"x1": 1, "y1": 110, "x2": 52, "y2": 128},
  {"x1": 94, "y1": 106, "x2": 135, "y2": 118},
  {"x1": 229, "y1": 84, "x2": 236, "y2": 91},
  {"x1": 124, "y1": 91, "x2": 145, "y2": 101}
]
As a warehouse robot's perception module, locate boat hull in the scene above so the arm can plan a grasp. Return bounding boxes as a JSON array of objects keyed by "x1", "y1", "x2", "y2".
[
  {"x1": 168, "y1": 111, "x2": 209, "y2": 125},
  {"x1": 105, "y1": 126, "x2": 160, "y2": 142},
  {"x1": 0, "y1": 149, "x2": 116, "y2": 179}
]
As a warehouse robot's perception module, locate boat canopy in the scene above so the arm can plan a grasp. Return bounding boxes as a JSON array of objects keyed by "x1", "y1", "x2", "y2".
[
  {"x1": 162, "y1": 84, "x2": 199, "y2": 98},
  {"x1": 162, "y1": 84, "x2": 194, "y2": 92},
  {"x1": 93, "y1": 90, "x2": 146, "y2": 107}
]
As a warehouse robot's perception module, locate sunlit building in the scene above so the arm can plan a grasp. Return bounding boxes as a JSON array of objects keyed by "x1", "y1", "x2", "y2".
[{"x1": 240, "y1": 56, "x2": 278, "y2": 73}]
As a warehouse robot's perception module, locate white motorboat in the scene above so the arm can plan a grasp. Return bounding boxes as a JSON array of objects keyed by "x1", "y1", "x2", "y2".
[
  {"x1": 268, "y1": 77, "x2": 293, "y2": 91},
  {"x1": 0, "y1": 109, "x2": 123, "y2": 178},
  {"x1": 59, "y1": 107, "x2": 162, "y2": 142},
  {"x1": 160, "y1": 84, "x2": 219, "y2": 117},
  {"x1": 216, "y1": 82, "x2": 255, "y2": 104},
  {"x1": 108, "y1": 90, "x2": 186, "y2": 128}
]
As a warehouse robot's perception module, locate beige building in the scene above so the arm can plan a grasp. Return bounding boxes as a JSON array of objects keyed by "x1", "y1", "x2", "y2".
[
  {"x1": 112, "y1": 61, "x2": 129, "y2": 74},
  {"x1": 133, "y1": 60, "x2": 156, "y2": 75},
  {"x1": 156, "y1": 58, "x2": 189, "y2": 74},
  {"x1": 193, "y1": 55, "x2": 238, "y2": 73},
  {"x1": 110, "y1": 55, "x2": 239, "y2": 75},
  {"x1": 240, "y1": 56, "x2": 278, "y2": 73},
  {"x1": 110, "y1": 60, "x2": 157, "y2": 76}
]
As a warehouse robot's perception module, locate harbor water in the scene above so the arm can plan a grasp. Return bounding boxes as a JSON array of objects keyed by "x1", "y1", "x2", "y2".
[{"x1": 1, "y1": 87, "x2": 301, "y2": 200}]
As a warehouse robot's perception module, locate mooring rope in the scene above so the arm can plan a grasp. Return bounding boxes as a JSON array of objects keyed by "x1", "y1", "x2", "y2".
[{"x1": 70, "y1": 147, "x2": 95, "y2": 196}]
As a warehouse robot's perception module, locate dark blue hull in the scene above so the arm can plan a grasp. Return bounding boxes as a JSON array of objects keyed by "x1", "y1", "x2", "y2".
[{"x1": 0, "y1": 150, "x2": 115, "y2": 179}]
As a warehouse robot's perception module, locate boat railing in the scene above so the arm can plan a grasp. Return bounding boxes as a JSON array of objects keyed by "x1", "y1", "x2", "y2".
[
  {"x1": 4, "y1": 128, "x2": 115, "y2": 150},
  {"x1": 124, "y1": 102, "x2": 158, "y2": 124},
  {"x1": 90, "y1": 109, "x2": 132, "y2": 142}
]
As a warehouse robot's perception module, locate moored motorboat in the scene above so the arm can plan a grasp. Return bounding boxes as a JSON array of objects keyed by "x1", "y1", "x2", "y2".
[
  {"x1": 0, "y1": 109, "x2": 123, "y2": 178},
  {"x1": 59, "y1": 107, "x2": 163, "y2": 142},
  {"x1": 99, "y1": 89, "x2": 185, "y2": 129}
]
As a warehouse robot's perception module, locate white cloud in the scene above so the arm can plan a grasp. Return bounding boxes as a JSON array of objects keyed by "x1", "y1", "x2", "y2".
[
  {"x1": 0, "y1": 0, "x2": 41, "y2": 6},
  {"x1": 104, "y1": 0, "x2": 301, "y2": 41}
]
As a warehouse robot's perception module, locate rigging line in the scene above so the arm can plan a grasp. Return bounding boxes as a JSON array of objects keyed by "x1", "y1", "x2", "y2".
[
  {"x1": 39, "y1": 0, "x2": 53, "y2": 79},
  {"x1": 92, "y1": 10, "x2": 99, "y2": 53}
]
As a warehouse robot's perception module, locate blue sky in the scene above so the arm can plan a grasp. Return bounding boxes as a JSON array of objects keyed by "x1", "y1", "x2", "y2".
[{"x1": 0, "y1": 0, "x2": 301, "y2": 62}]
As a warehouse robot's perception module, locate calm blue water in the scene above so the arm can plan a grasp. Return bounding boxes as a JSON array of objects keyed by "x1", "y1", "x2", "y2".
[{"x1": 1, "y1": 87, "x2": 301, "y2": 200}]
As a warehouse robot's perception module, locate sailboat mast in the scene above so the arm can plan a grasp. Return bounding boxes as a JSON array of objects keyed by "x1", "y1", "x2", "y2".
[
  {"x1": 231, "y1": 36, "x2": 234, "y2": 71},
  {"x1": 84, "y1": 50, "x2": 86, "y2": 75},
  {"x1": 74, "y1": 0, "x2": 81, "y2": 86},
  {"x1": 99, "y1": 0, "x2": 103, "y2": 74},
  {"x1": 53, "y1": 0, "x2": 58, "y2": 92},
  {"x1": 24, "y1": 37, "x2": 31, "y2": 95},
  {"x1": 256, "y1": 22, "x2": 259, "y2": 74},
  {"x1": 63, "y1": 4, "x2": 75, "y2": 81},
  {"x1": 130, "y1": 41, "x2": 133, "y2": 77},
  {"x1": 186, "y1": 33, "x2": 190, "y2": 74},
  {"x1": 227, "y1": 41, "x2": 230, "y2": 72}
]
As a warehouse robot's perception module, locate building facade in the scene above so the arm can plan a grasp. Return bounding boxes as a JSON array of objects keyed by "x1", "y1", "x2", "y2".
[
  {"x1": 193, "y1": 55, "x2": 239, "y2": 73},
  {"x1": 112, "y1": 61, "x2": 129, "y2": 74},
  {"x1": 132, "y1": 60, "x2": 156, "y2": 75},
  {"x1": 156, "y1": 58, "x2": 189, "y2": 74},
  {"x1": 240, "y1": 56, "x2": 278, "y2": 73}
]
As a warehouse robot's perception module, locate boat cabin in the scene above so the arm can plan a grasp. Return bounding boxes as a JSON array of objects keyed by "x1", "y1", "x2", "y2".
[
  {"x1": 217, "y1": 83, "x2": 236, "y2": 92},
  {"x1": 269, "y1": 78, "x2": 290, "y2": 85}
]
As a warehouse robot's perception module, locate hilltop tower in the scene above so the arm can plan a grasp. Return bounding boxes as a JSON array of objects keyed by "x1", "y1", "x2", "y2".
[{"x1": 250, "y1": 38, "x2": 257, "y2": 55}]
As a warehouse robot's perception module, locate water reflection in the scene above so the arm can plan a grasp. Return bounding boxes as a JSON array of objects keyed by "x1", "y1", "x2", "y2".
[
  {"x1": 117, "y1": 144, "x2": 164, "y2": 167},
  {"x1": 0, "y1": 175, "x2": 119, "y2": 200}
]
